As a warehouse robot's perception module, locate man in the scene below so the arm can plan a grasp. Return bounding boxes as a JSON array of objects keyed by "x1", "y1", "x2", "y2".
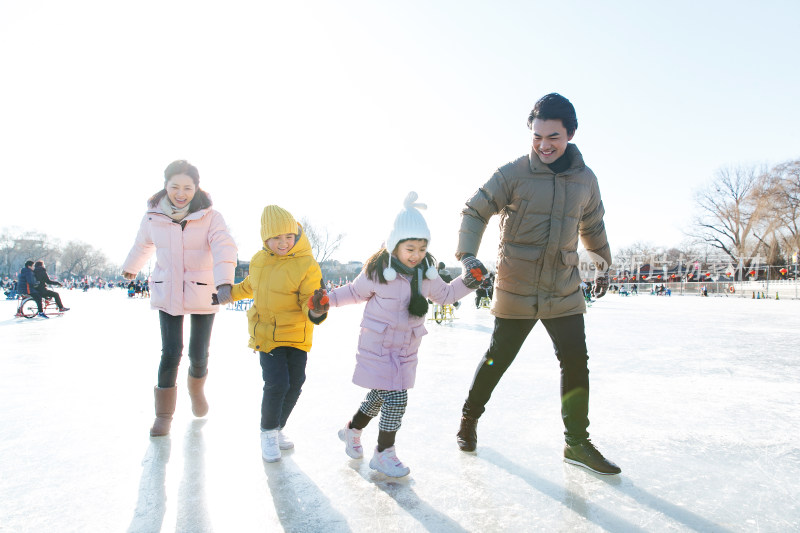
[
  {"x1": 455, "y1": 93, "x2": 619, "y2": 475},
  {"x1": 33, "y1": 260, "x2": 69, "y2": 311},
  {"x1": 18, "y1": 260, "x2": 46, "y2": 318}
]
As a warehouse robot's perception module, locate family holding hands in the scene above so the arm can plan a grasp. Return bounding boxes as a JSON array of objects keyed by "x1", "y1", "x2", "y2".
[{"x1": 122, "y1": 93, "x2": 620, "y2": 478}]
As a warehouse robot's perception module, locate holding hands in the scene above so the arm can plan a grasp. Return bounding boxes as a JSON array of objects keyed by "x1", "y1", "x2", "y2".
[
  {"x1": 214, "y1": 284, "x2": 233, "y2": 305},
  {"x1": 461, "y1": 255, "x2": 488, "y2": 289},
  {"x1": 308, "y1": 280, "x2": 330, "y2": 317}
]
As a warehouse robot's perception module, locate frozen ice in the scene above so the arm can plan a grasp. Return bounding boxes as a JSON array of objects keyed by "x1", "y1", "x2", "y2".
[{"x1": 1, "y1": 289, "x2": 799, "y2": 532}]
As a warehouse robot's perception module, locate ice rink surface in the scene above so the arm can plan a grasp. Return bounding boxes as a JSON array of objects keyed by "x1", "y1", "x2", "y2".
[{"x1": 1, "y1": 289, "x2": 799, "y2": 532}]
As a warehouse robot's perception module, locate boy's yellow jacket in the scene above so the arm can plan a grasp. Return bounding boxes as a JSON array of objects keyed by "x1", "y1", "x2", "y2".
[{"x1": 231, "y1": 226, "x2": 323, "y2": 353}]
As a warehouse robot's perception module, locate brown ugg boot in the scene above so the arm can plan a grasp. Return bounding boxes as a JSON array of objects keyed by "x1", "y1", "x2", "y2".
[
  {"x1": 187, "y1": 374, "x2": 209, "y2": 417},
  {"x1": 150, "y1": 386, "x2": 178, "y2": 437}
]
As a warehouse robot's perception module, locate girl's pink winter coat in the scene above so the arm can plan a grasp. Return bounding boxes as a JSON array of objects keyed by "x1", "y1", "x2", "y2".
[
  {"x1": 328, "y1": 270, "x2": 472, "y2": 390},
  {"x1": 122, "y1": 207, "x2": 238, "y2": 316}
]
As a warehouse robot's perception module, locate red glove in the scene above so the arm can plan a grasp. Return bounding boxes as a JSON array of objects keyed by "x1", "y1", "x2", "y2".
[
  {"x1": 461, "y1": 255, "x2": 488, "y2": 289},
  {"x1": 308, "y1": 288, "x2": 330, "y2": 316}
]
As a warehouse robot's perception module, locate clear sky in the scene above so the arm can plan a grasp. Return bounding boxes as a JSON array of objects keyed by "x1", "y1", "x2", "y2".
[{"x1": 2, "y1": 1, "x2": 799, "y2": 268}]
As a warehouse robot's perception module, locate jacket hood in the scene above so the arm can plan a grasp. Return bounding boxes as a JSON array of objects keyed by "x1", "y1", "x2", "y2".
[{"x1": 262, "y1": 223, "x2": 313, "y2": 259}]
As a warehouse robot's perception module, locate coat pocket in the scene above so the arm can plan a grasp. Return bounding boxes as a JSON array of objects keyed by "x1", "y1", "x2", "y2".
[
  {"x1": 150, "y1": 280, "x2": 170, "y2": 309},
  {"x1": 505, "y1": 200, "x2": 529, "y2": 237},
  {"x1": 558, "y1": 250, "x2": 582, "y2": 297},
  {"x1": 400, "y1": 323, "x2": 427, "y2": 358},
  {"x1": 495, "y1": 242, "x2": 544, "y2": 296},
  {"x1": 560, "y1": 250, "x2": 579, "y2": 266},
  {"x1": 358, "y1": 316, "x2": 389, "y2": 357},
  {"x1": 184, "y1": 280, "x2": 215, "y2": 311},
  {"x1": 273, "y1": 311, "x2": 306, "y2": 344}
]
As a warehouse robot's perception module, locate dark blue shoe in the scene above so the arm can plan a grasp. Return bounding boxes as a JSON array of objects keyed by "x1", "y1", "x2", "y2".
[{"x1": 37, "y1": 312, "x2": 49, "y2": 319}]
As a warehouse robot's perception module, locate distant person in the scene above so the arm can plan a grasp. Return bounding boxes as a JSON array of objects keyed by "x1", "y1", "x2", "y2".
[
  {"x1": 474, "y1": 271, "x2": 495, "y2": 308},
  {"x1": 454, "y1": 93, "x2": 620, "y2": 475},
  {"x1": 437, "y1": 261, "x2": 453, "y2": 283},
  {"x1": 328, "y1": 192, "x2": 477, "y2": 477},
  {"x1": 122, "y1": 160, "x2": 237, "y2": 437},
  {"x1": 33, "y1": 261, "x2": 69, "y2": 311},
  {"x1": 227, "y1": 205, "x2": 327, "y2": 463},
  {"x1": 17, "y1": 260, "x2": 45, "y2": 317}
]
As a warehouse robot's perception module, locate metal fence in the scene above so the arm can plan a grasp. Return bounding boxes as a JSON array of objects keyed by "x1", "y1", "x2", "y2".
[{"x1": 612, "y1": 280, "x2": 800, "y2": 299}]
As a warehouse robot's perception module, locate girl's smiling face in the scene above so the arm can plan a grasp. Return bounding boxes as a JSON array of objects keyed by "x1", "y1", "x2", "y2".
[
  {"x1": 266, "y1": 233, "x2": 296, "y2": 256},
  {"x1": 393, "y1": 239, "x2": 428, "y2": 270},
  {"x1": 165, "y1": 173, "x2": 196, "y2": 209}
]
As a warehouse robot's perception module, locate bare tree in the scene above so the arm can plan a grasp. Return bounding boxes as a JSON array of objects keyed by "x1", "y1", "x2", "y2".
[
  {"x1": 300, "y1": 218, "x2": 345, "y2": 264},
  {"x1": 767, "y1": 159, "x2": 800, "y2": 258},
  {"x1": 687, "y1": 164, "x2": 770, "y2": 265},
  {"x1": 60, "y1": 240, "x2": 108, "y2": 278},
  {"x1": 0, "y1": 227, "x2": 59, "y2": 275}
]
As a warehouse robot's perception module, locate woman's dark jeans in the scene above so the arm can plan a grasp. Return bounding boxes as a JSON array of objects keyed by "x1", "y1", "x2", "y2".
[
  {"x1": 157, "y1": 311, "x2": 215, "y2": 388},
  {"x1": 463, "y1": 314, "x2": 591, "y2": 445},
  {"x1": 259, "y1": 347, "x2": 307, "y2": 431}
]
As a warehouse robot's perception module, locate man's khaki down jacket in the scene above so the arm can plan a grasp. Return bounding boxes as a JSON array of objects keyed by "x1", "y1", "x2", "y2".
[{"x1": 457, "y1": 143, "x2": 611, "y2": 320}]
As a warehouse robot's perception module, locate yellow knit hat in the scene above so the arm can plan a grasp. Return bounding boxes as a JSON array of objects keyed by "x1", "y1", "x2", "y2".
[{"x1": 260, "y1": 205, "x2": 298, "y2": 242}]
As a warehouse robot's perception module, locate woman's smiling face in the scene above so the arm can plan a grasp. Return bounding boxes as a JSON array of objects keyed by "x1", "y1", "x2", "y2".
[{"x1": 166, "y1": 173, "x2": 196, "y2": 208}]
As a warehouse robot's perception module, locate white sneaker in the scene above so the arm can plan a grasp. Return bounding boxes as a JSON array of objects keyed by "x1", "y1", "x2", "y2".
[
  {"x1": 369, "y1": 446, "x2": 410, "y2": 477},
  {"x1": 261, "y1": 429, "x2": 281, "y2": 462},
  {"x1": 278, "y1": 428, "x2": 294, "y2": 450},
  {"x1": 337, "y1": 423, "x2": 363, "y2": 459}
]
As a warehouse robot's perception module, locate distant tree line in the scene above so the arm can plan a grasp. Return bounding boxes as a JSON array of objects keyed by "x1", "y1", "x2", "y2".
[
  {"x1": 688, "y1": 158, "x2": 800, "y2": 268},
  {"x1": 0, "y1": 227, "x2": 118, "y2": 279},
  {"x1": 593, "y1": 158, "x2": 800, "y2": 281}
]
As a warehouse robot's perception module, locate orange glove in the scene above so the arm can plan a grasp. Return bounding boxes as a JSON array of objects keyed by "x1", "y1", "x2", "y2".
[{"x1": 308, "y1": 280, "x2": 330, "y2": 316}]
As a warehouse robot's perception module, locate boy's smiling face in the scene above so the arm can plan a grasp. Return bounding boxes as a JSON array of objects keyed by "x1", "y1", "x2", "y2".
[{"x1": 266, "y1": 233, "x2": 296, "y2": 255}]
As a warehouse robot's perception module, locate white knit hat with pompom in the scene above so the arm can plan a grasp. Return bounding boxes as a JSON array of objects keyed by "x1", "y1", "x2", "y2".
[{"x1": 383, "y1": 191, "x2": 439, "y2": 281}]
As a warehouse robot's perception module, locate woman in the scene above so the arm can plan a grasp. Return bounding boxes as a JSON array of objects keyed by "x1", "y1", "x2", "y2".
[{"x1": 122, "y1": 160, "x2": 237, "y2": 436}]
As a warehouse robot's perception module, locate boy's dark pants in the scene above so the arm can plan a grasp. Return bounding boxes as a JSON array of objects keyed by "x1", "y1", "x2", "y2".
[
  {"x1": 463, "y1": 314, "x2": 591, "y2": 445},
  {"x1": 260, "y1": 347, "x2": 307, "y2": 430}
]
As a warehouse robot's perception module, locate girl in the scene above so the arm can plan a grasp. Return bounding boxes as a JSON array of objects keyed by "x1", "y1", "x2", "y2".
[
  {"x1": 325, "y1": 192, "x2": 480, "y2": 477},
  {"x1": 122, "y1": 160, "x2": 237, "y2": 436}
]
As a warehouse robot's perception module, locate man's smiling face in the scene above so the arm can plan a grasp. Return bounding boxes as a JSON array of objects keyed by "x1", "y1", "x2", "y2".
[{"x1": 531, "y1": 118, "x2": 574, "y2": 165}]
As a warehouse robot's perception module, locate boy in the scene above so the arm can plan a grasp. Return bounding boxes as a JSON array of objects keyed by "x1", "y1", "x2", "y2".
[{"x1": 224, "y1": 205, "x2": 328, "y2": 462}]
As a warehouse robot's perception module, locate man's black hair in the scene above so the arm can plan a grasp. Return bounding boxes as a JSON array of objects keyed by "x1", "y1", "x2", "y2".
[
  {"x1": 25, "y1": 260, "x2": 34, "y2": 267},
  {"x1": 527, "y1": 93, "x2": 578, "y2": 136}
]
